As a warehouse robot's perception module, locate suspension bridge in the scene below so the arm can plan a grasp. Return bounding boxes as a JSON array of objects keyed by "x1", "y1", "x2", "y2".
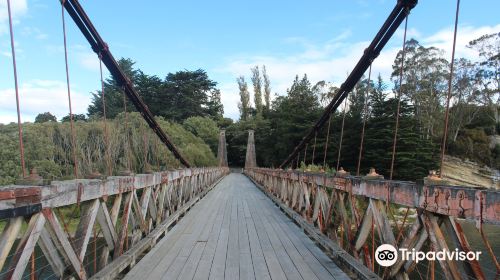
[{"x1": 1, "y1": 0, "x2": 499, "y2": 279}]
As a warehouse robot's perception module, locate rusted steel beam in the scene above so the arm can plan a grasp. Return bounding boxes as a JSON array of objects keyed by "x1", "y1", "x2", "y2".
[
  {"x1": 61, "y1": 0, "x2": 190, "y2": 167},
  {"x1": 247, "y1": 168, "x2": 500, "y2": 225},
  {"x1": 280, "y1": 0, "x2": 418, "y2": 168}
]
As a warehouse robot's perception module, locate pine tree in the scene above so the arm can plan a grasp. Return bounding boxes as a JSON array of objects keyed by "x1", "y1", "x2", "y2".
[
  {"x1": 251, "y1": 66, "x2": 263, "y2": 116},
  {"x1": 262, "y1": 65, "x2": 271, "y2": 113},
  {"x1": 237, "y1": 76, "x2": 251, "y2": 120}
]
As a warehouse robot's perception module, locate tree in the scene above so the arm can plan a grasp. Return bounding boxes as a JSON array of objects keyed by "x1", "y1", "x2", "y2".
[
  {"x1": 262, "y1": 65, "x2": 271, "y2": 112},
  {"x1": 363, "y1": 96, "x2": 438, "y2": 180},
  {"x1": 162, "y1": 69, "x2": 218, "y2": 121},
  {"x1": 87, "y1": 58, "x2": 139, "y2": 118},
  {"x1": 206, "y1": 89, "x2": 224, "y2": 119},
  {"x1": 35, "y1": 112, "x2": 57, "y2": 123},
  {"x1": 251, "y1": 66, "x2": 263, "y2": 116},
  {"x1": 391, "y1": 39, "x2": 449, "y2": 140},
  {"x1": 467, "y1": 32, "x2": 500, "y2": 131},
  {"x1": 183, "y1": 116, "x2": 219, "y2": 154},
  {"x1": 88, "y1": 59, "x2": 221, "y2": 122},
  {"x1": 269, "y1": 74, "x2": 322, "y2": 165},
  {"x1": 61, "y1": 114, "x2": 87, "y2": 122},
  {"x1": 237, "y1": 76, "x2": 251, "y2": 120}
]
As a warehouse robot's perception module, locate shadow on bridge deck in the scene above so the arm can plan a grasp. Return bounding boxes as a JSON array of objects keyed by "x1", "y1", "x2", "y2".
[{"x1": 124, "y1": 173, "x2": 349, "y2": 280}]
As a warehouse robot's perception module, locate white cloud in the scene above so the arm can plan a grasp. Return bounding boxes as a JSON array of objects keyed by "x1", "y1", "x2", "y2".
[
  {"x1": 423, "y1": 24, "x2": 500, "y2": 61},
  {"x1": 216, "y1": 24, "x2": 500, "y2": 120},
  {"x1": 0, "y1": 79, "x2": 91, "y2": 123},
  {"x1": 78, "y1": 51, "x2": 100, "y2": 72},
  {"x1": 0, "y1": 0, "x2": 28, "y2": 35}
]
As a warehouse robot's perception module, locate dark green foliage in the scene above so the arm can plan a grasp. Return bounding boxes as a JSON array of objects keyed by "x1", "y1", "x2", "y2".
[
  {"x1": 35, "y1": 112, "x2": 57, "y2": 123},
  {"x1": 161, "y1": 69, "x2": 218, "y2": 121},
  {"x1": 61, "y1": 114, "x2": 87, "y2": 122},
  {"x1": 88, "y1": 58, "x2": 138, "y2": 119},
  {"x1": 87, "y1": 59, "x2": 221, "y2": 122},
  {"x1": 448, "y1": 129, "x2": 492, "y2": 167},
  {"x1": 183, "y1": 116, "x2": 219, "y2": 154}
]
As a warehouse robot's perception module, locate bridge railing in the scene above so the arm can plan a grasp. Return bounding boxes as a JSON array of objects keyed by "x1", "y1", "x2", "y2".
[
  {"x1": 245, "y1": 167, "x2": 499, "y2": 280},
  {"x1": 0, "y1": 167, "x2": 229, "y2": 280}
]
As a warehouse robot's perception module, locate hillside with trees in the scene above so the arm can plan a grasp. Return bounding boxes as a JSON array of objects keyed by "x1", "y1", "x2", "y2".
[{"x1": 225, "y1": 32, "x2": 499, "y2": 182}]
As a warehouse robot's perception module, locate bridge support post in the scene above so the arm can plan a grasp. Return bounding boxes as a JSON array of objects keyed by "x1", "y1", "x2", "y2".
[
  {"x1": 245, "y1": 130, "x2": 257, "y2": 169},
  {"x1": 217, "y1": 130, "x2": 228, "y2": 167}
]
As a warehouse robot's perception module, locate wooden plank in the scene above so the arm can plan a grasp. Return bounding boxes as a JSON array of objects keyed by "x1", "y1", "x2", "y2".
[
  {"x1": 262, "y1": 193, "x2": 347, "y2": 280},
  {"x1": 96, "y1": 201, "x2": 117, "y2": 250},
  {"x1": 177, "y1": 242, "x2": 207, "y2": 280},
  {"x1": 6, "y1": 213, "x2": 45, "y2": 280},
  {"x1": 256, "y1": 199, "x2": 303, "y2": 280},
  {"x1": 34, "y1": 168, "x2": 223, "y2": 209},
  {"x1": 275, "y1": 220, "x2": 337, "y2": 280},
  {"x1": 120, "y1": 196, "x2": 199, "y2": 280},
  {"x1": 261, "y1": 207, "x2": 320, "y2": 280},
  {"x1": 131, "y1": 191, "x2": 148, "y2": 233},
  {"x1": 247, "y1": 187, "x2": 287, "y2": 280},
  {"x1": 225, "y1": 198, "x2": 240, "y2": 279},
  {"x1": 114, "y1": 192, "x2": 133, "y2": 258},
  {"x1": 39, "y1": 227, "x2": 65, "y2": 278},
  {"x1": 425, "y1": 213, "x2": 461, "y2": 280},
  {"x1": 74, "y1": 199, "x2": 100, "y2": 261},
  {"x1": 245, "y1": 207, "x2": 272, "y2": 280},
  {"x1": 140, "y1": 187, "x2": 152, "y2": 220},
  {"x1": 237, "y1": 197, "x2": 255, "y2": 280},
  {"x1": 43, "y1": 208, "x2": 87, "y2": 279},
  {"x1": 162, "y1": 190, "x2": 223, "y2": 279},
  {"x1": 99, "y1": 193, "x2": 122, "y2": 270},
  {"x1": 148, "y1": 187, "x2": 158, "y2": 224},
  {"x1": 354, "y1": 203, "x2": 373, "y2": 251},
  {"x1": 209, "y1": 184, "x2": 232, "y2": 280},
  {"x1": 157, "y1": 183, "x2": 167, "y2": 223},
  {"x1": 0, "y1": 217, "x2": 23, "y2": 271},
  {"x1": 443, "y1": 216, "x2": 485, "y2": 279},
  {"x1": 193, "y1": 181, "x2": 229, "y2": 280}
]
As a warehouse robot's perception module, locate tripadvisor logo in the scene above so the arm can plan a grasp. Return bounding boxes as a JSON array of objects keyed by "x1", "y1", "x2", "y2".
[
  {"x1": 375, "y1": 244, "x2": 482, "y2": 267},
  {"x1": 375, "y1": 244, "x2": 398, "y2": 267}
]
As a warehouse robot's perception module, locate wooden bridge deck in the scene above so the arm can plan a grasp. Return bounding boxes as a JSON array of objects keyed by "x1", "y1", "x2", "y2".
[{"x1": 124, "y1": 173, "x2": 349, "y2": 280}]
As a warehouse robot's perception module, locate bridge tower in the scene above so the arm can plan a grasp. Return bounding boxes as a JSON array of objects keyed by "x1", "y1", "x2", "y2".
[
  {"x1": 217, "y1": 130, "x2": 228, "y2": 167},
  {"x1": 245, "y1": 130, "x2": 257, "y2": 169}
]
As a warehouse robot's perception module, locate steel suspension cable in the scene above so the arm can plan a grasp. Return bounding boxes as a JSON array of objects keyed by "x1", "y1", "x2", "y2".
[
  {"x1": 439, "y1": 0, "x2": 460, "y2": 178},
  {"x1": 304, "y1": 144, "x2": 308, "y2": 166},
  {"x1": 311, "y1": 132, "x2": 317, "y2": 165},
  {"x1": 356, "y1": 64, "x2": 372, "y2": 176},
  {"x1": 336, "y1": 98, "x2": 348, "y2": 171},
  {"x1": 123, "y1": 90, "x2": 131, "y2": 172},
  {"x1": 99, "y1": 53, "x2": 112, "y2": 176},
  {"x1": 389, "y1": 13, "x2": 409, "y2": 180},
  {"x1": 61, "y1": 0, "x2": 79, "y2": 179},
  {"x1": 142, "y1": 124, "x2": 149, "y2": 171},
  {"x1": 7, "y1": 0, "x2": 26, "y2": 178},
  {"x1": 323, "y1": 115, "x2": 332, "y2": 168}
]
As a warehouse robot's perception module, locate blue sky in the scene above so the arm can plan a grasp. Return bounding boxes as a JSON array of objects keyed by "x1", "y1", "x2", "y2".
[{"x1": 1, "y1": 0, "x2": 499, "y2": 123}]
